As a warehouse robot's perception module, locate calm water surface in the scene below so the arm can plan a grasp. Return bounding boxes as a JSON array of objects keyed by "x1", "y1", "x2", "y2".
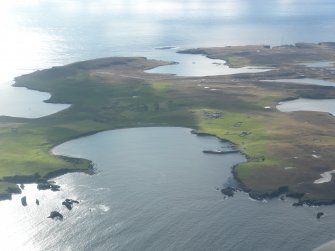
[
  {"x1": 2, "y1": 127, "x2": 333, "y2": 251},
  {"x1": 0, "y1": 127, "x2": 246, "y2": 250},
  {"x1": 1, "y1": 1, "x2": 335, "y2": 250},
  {"x1": 262, "y1": 78, "x2": 335, "y2": 87},
  {"x1": 266, "y1": 78, "x2": 335, "y2": 116},
  {"x1": 301, "y1": 61, "x2": 335, "y2": 68},
  {"x1": 146, "y1": 49, "x2": 270, "y2": 76},
  {"x1": 277, "y1": 98, "x2": 335, "y2": 115},
  {"x1": 0, "y1": 82, "x2": 70, "y2": 118}
]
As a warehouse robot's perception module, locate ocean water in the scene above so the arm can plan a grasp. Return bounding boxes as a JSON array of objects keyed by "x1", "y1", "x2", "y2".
[{"x1": 1, "y1": 1, "x2": 335, "y2": 250}]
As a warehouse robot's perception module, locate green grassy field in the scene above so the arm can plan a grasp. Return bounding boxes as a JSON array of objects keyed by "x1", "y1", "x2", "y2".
[{"x1": 1, "y1": 44, "x2": 335, "y2": 202}]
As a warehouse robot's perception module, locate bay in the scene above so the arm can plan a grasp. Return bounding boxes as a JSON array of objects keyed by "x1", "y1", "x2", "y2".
[
  {"x1": 0, "y1": 127, "x2": 246, "y2": 250},
  {"x1": 0, "y1": 127, "x2": 329, "y2": 251},
  {"x1": 0, "y1": 82, "x2": 70, "y2": 118},
  {"x1": 1, "y1": 127, "x2": 332, "y2": 251}
]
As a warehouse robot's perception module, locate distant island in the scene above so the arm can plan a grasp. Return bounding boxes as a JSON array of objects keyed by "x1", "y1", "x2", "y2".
[{"x1": 0, "y1": 42, "x2": 335, "y2": 205}]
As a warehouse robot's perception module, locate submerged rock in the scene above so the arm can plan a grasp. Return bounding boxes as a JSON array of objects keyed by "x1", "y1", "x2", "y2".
[
  {"x1": 48, "y1": 211, "x2": 63, "y2": 220},
  {"x1": 21, "y1": 196, "x2": 27, "y2": 206},
  {"x1": 317, "y1": 212, "x2": 324, "y2": 219},
  {"x1": 67, "y1": 198, "x2": 79, "y2": 204},
  {"x1": 62, "y1": 201, "x2": 72, "y2": 210},
  {"x1": 37, "y1": 182, "x2": 60, "y2": 191},
  {"x1": 221, "y1": 187, "x2": 235, "y2": 197},
  {"x1": 37, "y1": 183, "x2": 51, "y2": 190},
  {"x1": 62, "y1": 198, "x2": 79, "y2": 210},
  {"x1": 248, "y1": 192, "x2": 265, "y2": 201},
  {"x1": 50, "y1": 184, "x2": 61, "y2": 192},
  {"x1": 286, "y1": 191, "x2": 304, "y2": 199},
  {"x1": 292, "y1": 201, "x2": 304, "y2": 207}
]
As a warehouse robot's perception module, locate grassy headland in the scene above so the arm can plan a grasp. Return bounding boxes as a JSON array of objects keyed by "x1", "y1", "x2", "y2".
[{"x1": 1, "y1": 44, "x2": 335, "y2": 203}]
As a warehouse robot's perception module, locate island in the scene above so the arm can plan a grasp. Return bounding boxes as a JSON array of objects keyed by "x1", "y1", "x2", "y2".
[{"x1": 0, "y1": 42, "x2": 335, "y2": 205}]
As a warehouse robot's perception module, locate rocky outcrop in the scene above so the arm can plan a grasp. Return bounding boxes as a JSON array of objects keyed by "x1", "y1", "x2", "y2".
[
  {"x1": 248, "y1": 186, "x2": 289, "y2": 201},
  {"x1": 50, "y1": 184, "x2": 61, "y2": 191},
  {"x1": 293, "y1": 199, "x2": 335, "y2": 207},
  {"x1": 37, "y1": 183, "x2": 50, "y2": 190},
  {"x1": 48, "y1": 211, "x2": 63, "y2": 220},
  {"x1": 21, "y1": 196, "x2": 27, "y2": 206},
  {"x1": 37, "y1": 182, "x2": 60, "y2": 192},
  {"x1": 317, "y1": 212, "x2": 324, "y2": 219},
  {"x1": 0, "y1": 163, "x2": 95, "y2": 202},
  {"x1": 42, "y1": 163, "x2": 95, "y2": 180},
  {"x1": 62, "y1": 198, "x2": 79, "y2": 210},
  {"x1": 248, "y1": 192, "x2": 265, "y2": 201},
  {"x1": 221, "y1": 187, "x2": 236, "y2": 197},
  {"x1": 286, "y1": 191, "x2": 304, "y2": 199},
  {"x1": 190, "y1": 130, "x2": 215, "y2": 137},
  {"x1": 231, "y1": 164, "x2": 335, "y2": 206},
  {"x1": 203, "y1": 150, "x2": 239, "y2": 154},
  {"x1": 36, "y1": 199, "x2": 40, "y2": 205},
  {"x1": 292, "y1": 201, "x2": 303, "y2": 207},
  {"x1": 246, "y1": 187, "x2": 334, "y2": 206},
  {"x1": 246, "y1": 187, "x2": 335, "y2": 207}
]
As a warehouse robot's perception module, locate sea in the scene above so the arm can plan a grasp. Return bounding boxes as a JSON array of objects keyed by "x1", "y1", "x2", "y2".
[{"x1": 0, "y1": 1, "x2": 335, "y2": 250}]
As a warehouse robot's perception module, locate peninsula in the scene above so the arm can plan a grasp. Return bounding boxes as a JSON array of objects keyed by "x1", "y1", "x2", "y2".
[{"x1": 1, "y1": 42, "x2": 335, "y2": 204}]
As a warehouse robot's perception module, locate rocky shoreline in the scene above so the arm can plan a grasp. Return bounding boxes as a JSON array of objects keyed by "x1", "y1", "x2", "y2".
[
  {"x1": 191, "y1": 130, "x2": 335, "y2": 206},
  {"x1": 0, "y1": 160, "x2": 95, "y2": 201},
  {"x1": 229, "y1": 165, "x2": 335, "y2": 206}
]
